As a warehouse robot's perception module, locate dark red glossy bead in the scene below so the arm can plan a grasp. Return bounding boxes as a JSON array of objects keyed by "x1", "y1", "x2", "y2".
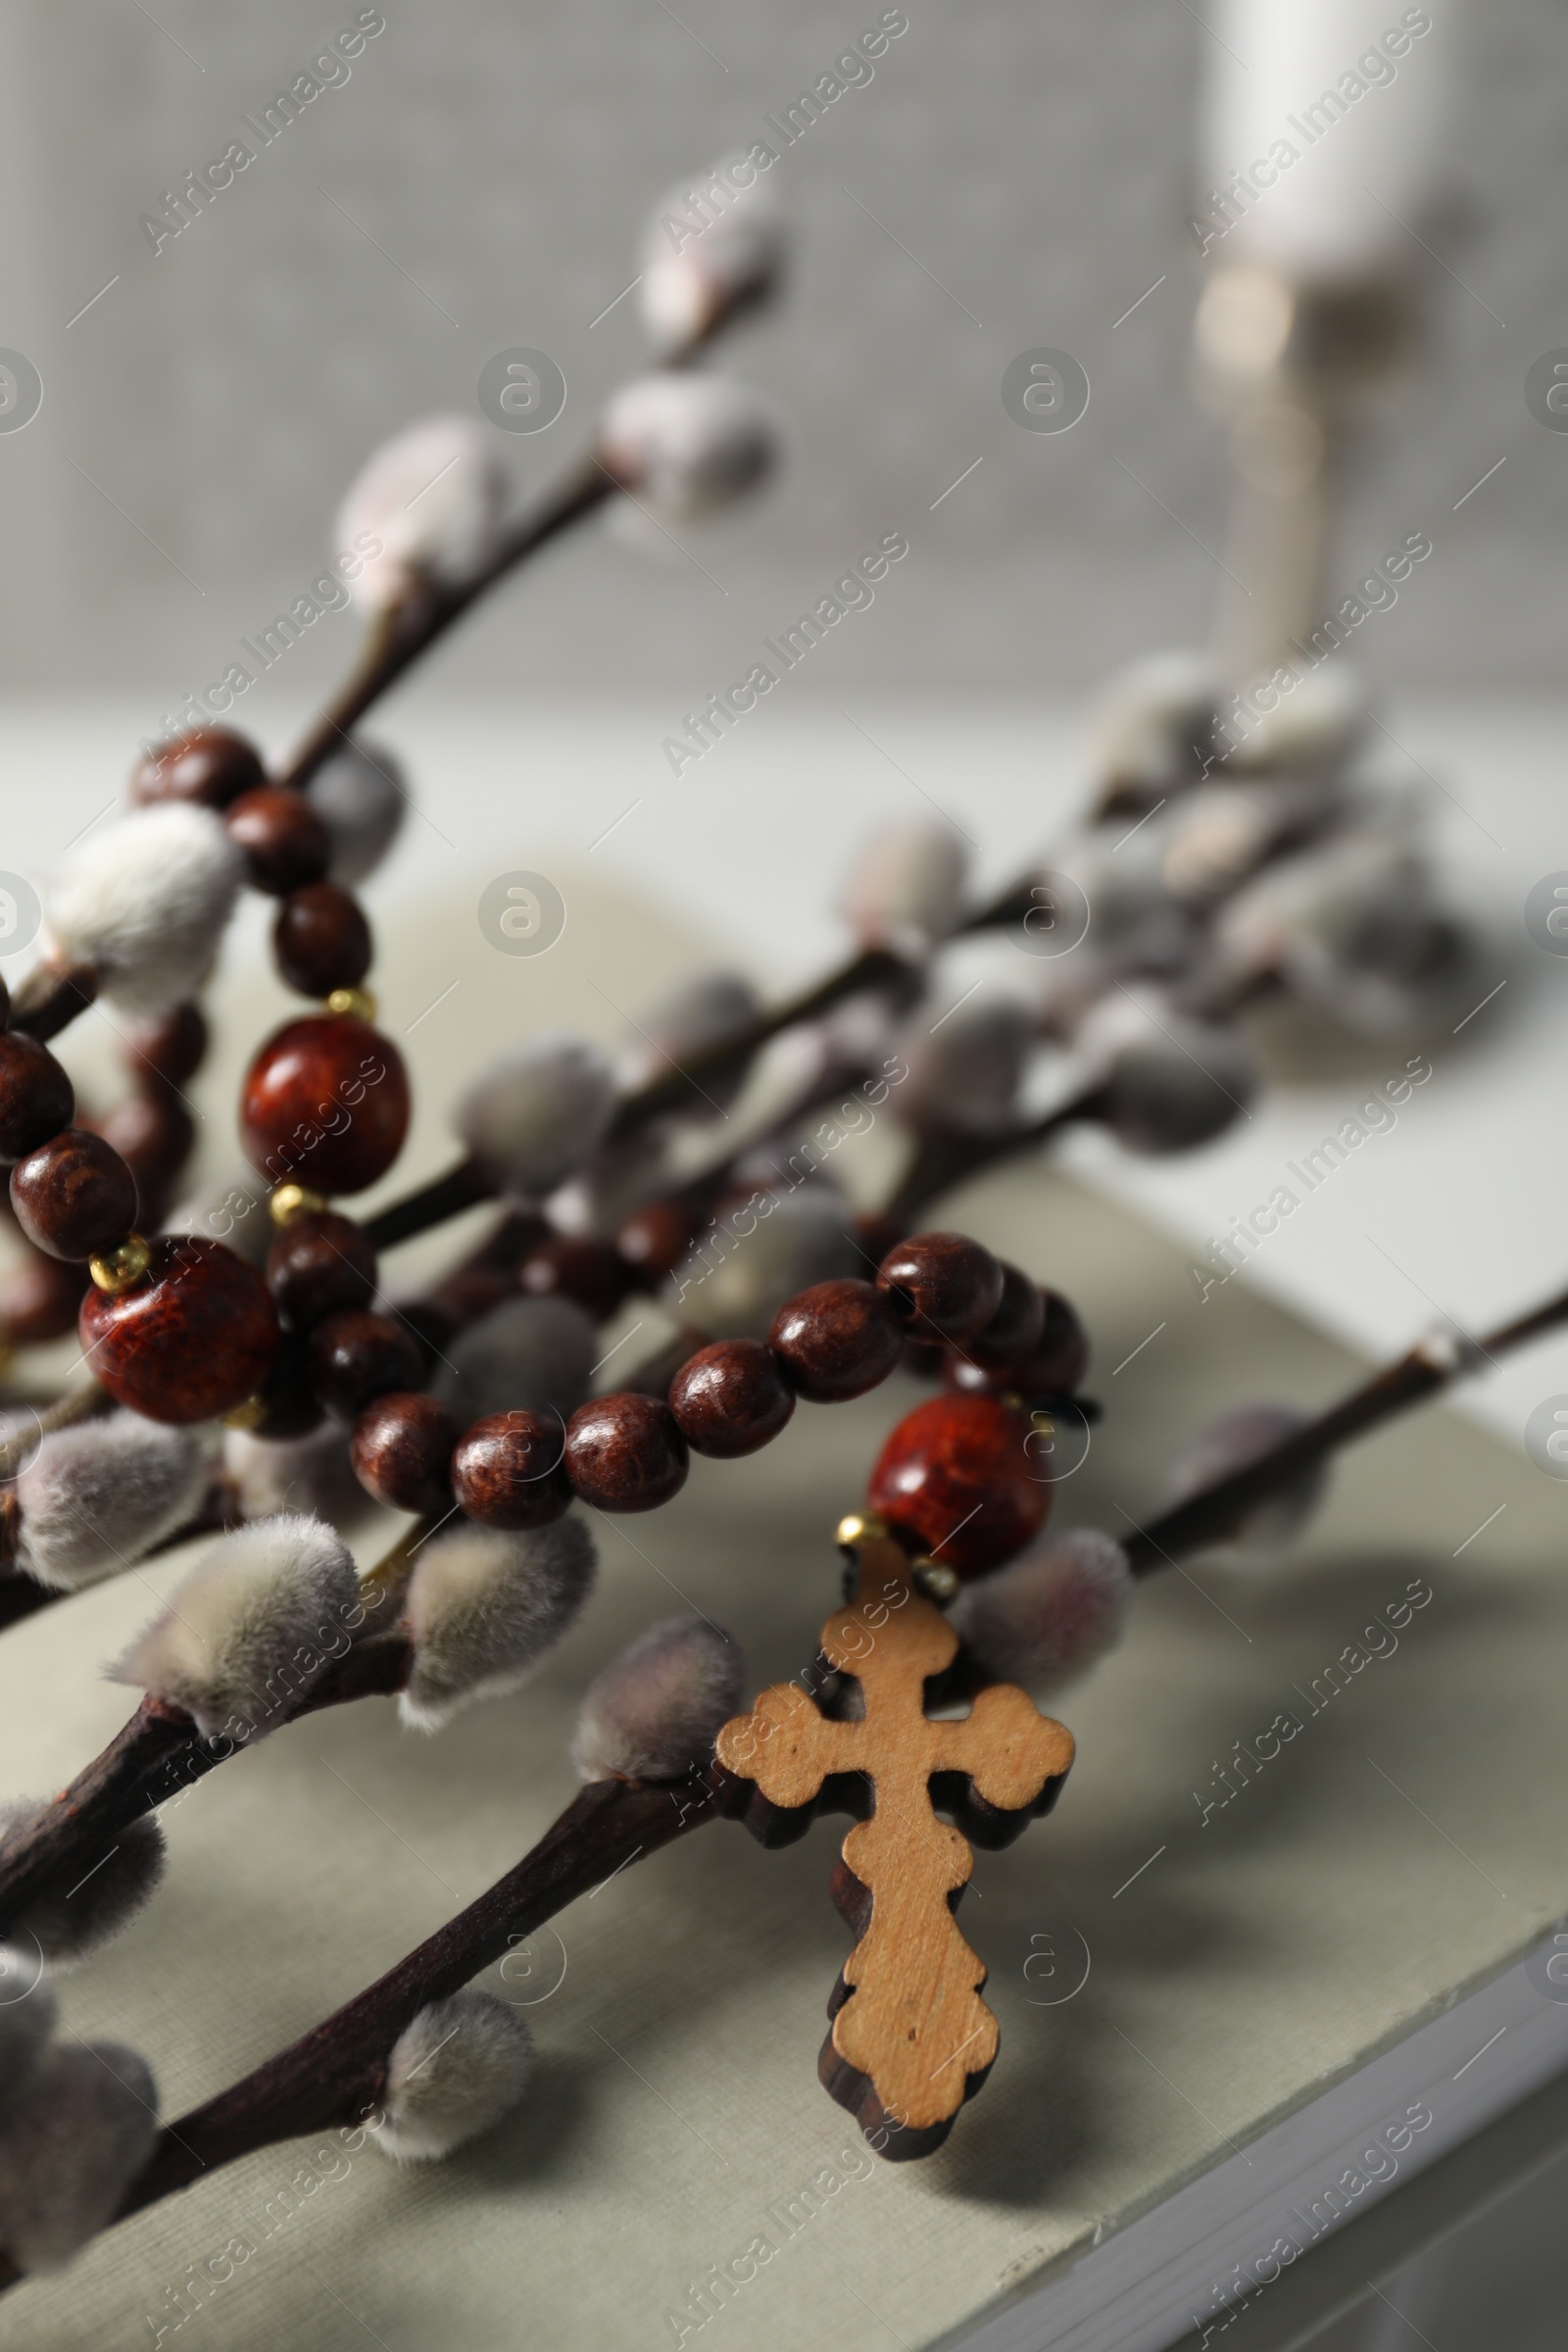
[
  {"x1": 947, "y1": 1287, "x2": 1088, "y2": 1399},
  {"x1": 267, "y1": 1210, "x2": 378, "y2": 1333},
  {"x1": 518, "y1": 1235, "x2": 634, "y2": 1322},
  {"x1": 669, "y1": 1338, "x2": 794, "y2": 1458},
  {"x1": 10, "y1": 1129, "x2": 137, "y2": 1261},
  {"x1": 78, "y1": 1237, "x2": 280, "y2": 1425},
  {"x1": 564, "y1": 1392, "x2": 688, "y2": 1511},
  {"x1": 241, "y1": 1015, "x2": 410, "y2": 1198},
  {"x1": 615, "y1": 1199, "x2": 701, "y2": 1285},
  {"x1": 768, "y1": 1279, "x2": 903, "y2": 1403},
  {"x1": 308, "y1": 1306, "x2": 423, "y2": 1420},
  {"x1": 224, "y1": 787, "x2": 332, "y2": 897},
  {"x1": 0, "y1": 1250, "x2": 88, "y2": 1345},
  {"x1": 0, "y1": 1036, "x2": 74, "y2": 1164},
  {"x1": 866, "y1": 1392, "x2": 1049, "y2": 1579},
  {"x1": 129, "y1": 726, "x2": 266, "y2": 811},
  {"x1": 352, "y1": 1392, "x2": 458, "y2": 1514},
  {"x1": 123, "y1": 1004, "x2": 208, "y2": 1088},
  {"x1": 273, "y1": 883, "x2": 373, "y2": 999},
  {"x1": 452, "y1": 1408, "x2": 572, "y2": 1529},
  {"x1": 876, "y1": 1231, "x2": 1004, "y2": 1343},
  {"x1": 94, "y1": 1089, "x2": 196, "y2": 1200},
  {"x1": 958, "y1": 1260, "x2": 1046, "y2": 1373}
]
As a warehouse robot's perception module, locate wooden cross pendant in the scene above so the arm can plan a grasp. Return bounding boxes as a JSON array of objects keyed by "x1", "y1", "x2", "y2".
[{"x1": 714, "y1": 1522, "x2": 1074, "y2": 2160}]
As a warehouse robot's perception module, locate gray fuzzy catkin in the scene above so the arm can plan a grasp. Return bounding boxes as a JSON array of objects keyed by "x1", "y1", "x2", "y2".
[
  {"x1": 667, "y1": 1182, "x2": 859, "y2": 1341},
  {"x1": 453, "y1": 1036, "x2": 617, "y2": 1200},
  {"x1": 1164, "y1": 1406, "x2": 1326, "y2": 1548},
  {"x1": 0, "y1": 1806, "x2": 165, "y2": 1971},
  {"x1": 43, "y1": 803, "x2": 243, "y2": 1017},
  {"x1": 839, "y1": 818, "x2": 968, "y2": 957},
  {"x1": 0, "y1": 2040, "x2": 158, "y2": 2271},
  {"x1": 0, "y1": 1955, "x2": 57, "y2": 2121},
  {"x1": 599, "y1": 374, "x2": 774, "y2": 520},
  {"x1": 222, "y1": 1422, "x2": 380, "y2": 1535},
  {"x1": 377, "y1": 1992, "x2": 534, "y2": 2161},
  {"x1": 400, "y1": 1518, "x2": 596, "y2": 1734},
  {"x1": 953, "y1": 1531, "x2": 1132, "y2": 1700},
  {"x1": 433, "y1": 1295, "x2": 598, "y2": 1429},
  {"x1": 571, "y1": 1618, "x2": 745, "y2": 1783},
  {"x1": 305, "y1": 740, "x2": 407, "y2": 886},
  {"x1": 16, "y1": 1414, "x2": 212, "y2": 1592},
  {"x1": 108, "y1": 1513, "x2": 361, "y2": 1742}
]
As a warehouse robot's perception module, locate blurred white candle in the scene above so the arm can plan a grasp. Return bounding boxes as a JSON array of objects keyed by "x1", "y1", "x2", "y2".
[{"x1": 1199, "y1": 2, "x2": 1452, "y2": 279}]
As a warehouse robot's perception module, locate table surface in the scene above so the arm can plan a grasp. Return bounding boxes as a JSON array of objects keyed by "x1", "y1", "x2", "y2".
[{"x1": 0, "y1": 849, "x2": 1564, "y2": 2352}]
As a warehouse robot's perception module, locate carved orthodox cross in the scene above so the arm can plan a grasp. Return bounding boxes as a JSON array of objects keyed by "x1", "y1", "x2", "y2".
[{"x1": 715, "y1": 1523, "x2": 1074, "y2": 2159}]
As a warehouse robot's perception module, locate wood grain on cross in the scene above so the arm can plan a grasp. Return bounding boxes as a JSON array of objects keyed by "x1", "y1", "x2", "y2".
[{"x1": 715, "y1": 1527, "x2": 1074, "y2": 2158}]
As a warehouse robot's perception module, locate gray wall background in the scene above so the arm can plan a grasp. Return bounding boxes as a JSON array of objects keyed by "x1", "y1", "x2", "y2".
[{"x1": 0, "y1": 1, "x2": 1557, "y2": 742}]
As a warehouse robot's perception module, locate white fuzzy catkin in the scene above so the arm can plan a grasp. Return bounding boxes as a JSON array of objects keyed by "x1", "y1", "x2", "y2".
[
  {"x1": 305, "y1": 740, "x2": 407, "y2": 885},
  {"x1": 454, "y1": 1036, "x2": 617, "y2": 1200},
  {"x1": 109, "y1": 1514, "x2": 360, "y2": 1742},
  {"x1": 0, "y1": 1803, "x2": 165, "y2": 1970},
  {"x1": 222, "y1": 1422, "x2": 380, "y2": 1535},
  {"x1": 400, "y1": 1517, "x2": 597, "y2": 1733},
  {"x1": 839, "y1": 819, "x2": 969, "y2": 959},
  {"x1": 667, "y1": 1182, "x2": 859, "y2": 1341},
  {"x1": 43, "y1": 804, "x2": 243, "y2": 1017},
  {"x1": 0, "y1": 1956, "x2": 57, "y2": 2118},
  {"x1": 377, "y1": 1992, "x2": 534, "y2": 2162},
  {"x1": 433, "y1": 1296, "x2": 599, "y2": 1430},
  {"x1": 0, "y1": 2040, "x2": 158, "y2": 2271},
  {"x1": 16, "y1": 1414, "x2": 212, "y2": 1592},
  {"x1": 1165, "y1": 1406, "x2": 1326, "y2": 1548},
  {"x1": 953, "y1": 1531, "x2": 1132, "y2": 1700},
  {"x1": 338, "y1": 416, "x2": 508, "y2": 612},
  {"x1": 600, "y1": 374, "x2": 774, "y2": 522},
  {"x1": 571, "y1": 1618, "x2": 745, "y2": 1783},
  {"x1": 1092, "y1": 652, "x2": 1222, "y2": 793},
  {"x1": 638, "y1": 164, "x2": 783, "y2": 352}
]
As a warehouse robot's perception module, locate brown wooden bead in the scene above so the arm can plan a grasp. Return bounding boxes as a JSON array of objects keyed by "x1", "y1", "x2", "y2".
[
  {"x1": 241, "y1": 1015, "x2": 410, "y2": 1197},
  {"x1": 768, "y1": 1279, "x2": 903, "y2": 1403},
  {"x1": 224, "y1": 787, "x2": 332, "y2": 896},
  {"x1": 959, "y1": 1260, "x2": 1046, "y2": 1373},
  {"x1": 130, "y1": 726, "x2": 266, "y2": 811},
  {"x1": 876, "y1": 1231, "x2": 1004, "y2": 1343},
  {"x1": 0, "y1": 1035, "x2": 74, "y2": 1164},
  {"x1": 947, "y1": 1287, "x2": 1089, "y2": 1399},
  {"x1": 452, "y1": 1408, "x2": 572, "y2": 1529},
  {"x1": 273, "y1": 883, "x2": 372, "y2": 998},
  {"x1": 308, "y1": 1306, "x2": 423, "y2": 1421},
  {"x1": 564, "y1": 1392, "x2": 688, "y2": 1511},
  {"x1": 246, "y1": 1336, "x2": 324, "y2": 1440},
  {"x1": 78, "y1": 1236, "x2": 280, "y2": 1425},
  {"x1": 615, "y1": 1199, "x2": 701, "y2": 1285},
  {"x1": 267, "y1": 1209, "x2": 378, "y2": 1333},
  {"x1": 0, "y1": 972, "x2": 10, "y2": 1033},
  {"x1": 669, "y1": 1338, "x2": 795, "y2": 1459},
  {"x1": 10, "y1": 1128, "x2": 138, "y2": 1261},
  {"x1": 518, "y1": 1235, "x2": 634, "y2": 1321},
  {"x1": 94, "y1": 1088, "x2": 195, "y2": 1200},
  {"x1": 353, "y1": 1392, "x2": 458, "y2": 1514},
  {"x1": 123, "y1": 1004, "x2": 208, "y2": 1088},
  {"x1": 866, "y1": 1393, "x2": 1050, "y2": 1579},
  {"x1": 0, "y1": 1250, "x2": 88, "y2": 1345}
]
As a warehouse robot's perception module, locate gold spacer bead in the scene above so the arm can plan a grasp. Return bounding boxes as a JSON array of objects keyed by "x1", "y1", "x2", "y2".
[
  {"x1": 910, "y1": 1557, "x2": 960, "y2": 1605},
  {"x1": 325, "y1": 986, "x2": 377, "y2": 1022},
  {"x1": 269, "y1": 1183, "x2": 328, "y2": 1228},
  {"x1": 89, "y1": 1234, "x2": 152, "y2": 1295},
  {"x1": 221, "y1": 1394, "x2": 269, "y2": 1432},
  {"x1": 835, "y1": 1509, "x2": 890, "y2": 1552}
]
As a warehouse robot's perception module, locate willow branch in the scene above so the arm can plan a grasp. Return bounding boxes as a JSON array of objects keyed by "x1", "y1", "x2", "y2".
[{"x1": 1122, "y1": 1280, "x2": 1568, "y2": 1573}]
